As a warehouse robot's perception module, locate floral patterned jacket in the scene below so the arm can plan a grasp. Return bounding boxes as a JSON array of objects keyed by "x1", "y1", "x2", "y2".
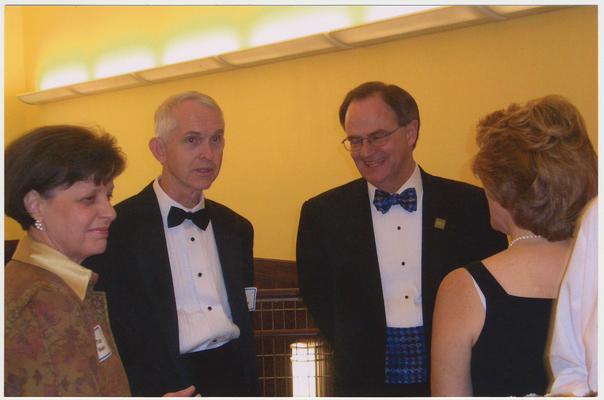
[{"x1": 4, "y1": 236, "x2": 130, "y2": 396}]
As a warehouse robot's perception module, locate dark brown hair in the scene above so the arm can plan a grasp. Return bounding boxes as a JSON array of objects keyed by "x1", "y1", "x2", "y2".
[
  {"x1": 5, "y1": 125, "x2": 126, "y2": 230},
  {"x1": 472, "y1": 95, "x2": 597, "y2": 240},
  {"x1": 339, "y1": 81, "x2": 420, "y2": 145}
]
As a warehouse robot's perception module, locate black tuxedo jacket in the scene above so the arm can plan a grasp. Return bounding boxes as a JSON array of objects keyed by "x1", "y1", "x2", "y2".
[
  {"x1": 296, "y1": 169, "x2": 507, "y2": 396},
  {"x1": 86, "y1": 183, "x2": 257, "y2": 396}
]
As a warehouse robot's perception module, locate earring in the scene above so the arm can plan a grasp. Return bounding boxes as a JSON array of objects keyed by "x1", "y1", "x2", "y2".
[{"x1": 34, "y1": 219, "x2": 44, "y2": 231}]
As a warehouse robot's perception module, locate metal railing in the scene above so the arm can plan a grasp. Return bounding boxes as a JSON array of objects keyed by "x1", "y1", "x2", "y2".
[{"x1": 253, "y1": 289, "x2": 333, "y2": 397}]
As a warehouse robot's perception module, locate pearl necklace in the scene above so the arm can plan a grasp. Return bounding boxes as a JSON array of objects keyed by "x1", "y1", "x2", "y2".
[{"x1": 509, "y1": 234, "x2": 542, "y2": 247}]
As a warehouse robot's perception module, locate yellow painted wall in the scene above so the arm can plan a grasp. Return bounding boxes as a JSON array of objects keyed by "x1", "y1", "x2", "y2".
[
  {"x1": 4, "y1": 6, "x2": 598, "y2": 261},
  {"x1": 4, "y1": 6, "x2": 40, "y2": 238}
]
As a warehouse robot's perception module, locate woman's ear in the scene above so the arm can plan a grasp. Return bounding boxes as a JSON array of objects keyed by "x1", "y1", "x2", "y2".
[{"x1": 23, "y1": 189, "x2": 44, "y2": 220}]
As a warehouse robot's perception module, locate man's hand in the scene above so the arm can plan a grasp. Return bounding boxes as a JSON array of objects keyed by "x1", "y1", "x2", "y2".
[{"x1": 163, "y1": 385, "x2": 197, "y2": 397}]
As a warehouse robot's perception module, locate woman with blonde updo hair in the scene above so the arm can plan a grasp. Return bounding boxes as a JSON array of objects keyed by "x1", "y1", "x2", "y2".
[{"x1": 430, "y1": 95, "x2": 597, "y2": 397}]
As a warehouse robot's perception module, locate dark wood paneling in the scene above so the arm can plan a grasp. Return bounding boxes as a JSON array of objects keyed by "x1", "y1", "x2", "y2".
[
  {"x1": 257, "y1": 288, "x2": 299, "y2": 299},
  {"x1": 6, "y1": 240, "x2": 299, "y2": 290},
  {"x1": 253, "y1": 257, "x2": 298, "y2": 289},
  {"x1": 5, "y1": 240, "x2": 18, "y2": 265}
]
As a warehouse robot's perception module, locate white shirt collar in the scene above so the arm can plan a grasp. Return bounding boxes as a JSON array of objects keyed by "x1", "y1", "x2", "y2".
[
  {"x1": 153, "y1": 178, "x2": 205, "y2": 221},
  {"x1": 368, "y1": 163, "x2": 423, "y2": 206}
]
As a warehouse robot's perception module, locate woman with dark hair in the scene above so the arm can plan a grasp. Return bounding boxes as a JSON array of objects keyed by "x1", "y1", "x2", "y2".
[
  {"x1": 430, "y1": 96, "x2": 597, "y2": 396},
  {"x1": 4, "y1": 125, "x2": 198, "y2": 397},
  {"x1": 4, "y1": 125, "x2": 131, "y2": 396}
]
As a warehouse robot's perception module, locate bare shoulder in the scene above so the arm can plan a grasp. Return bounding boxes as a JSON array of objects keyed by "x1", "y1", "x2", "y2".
[
  {"x1": 438, "y1": 267, "x2": 477, "y2": 300},
  {"x1": 432, "y1": 265, "x2": 486, "y2": 396},
  {"x1": 435, "y1": 267, "x2": 485, "y2": 342}
]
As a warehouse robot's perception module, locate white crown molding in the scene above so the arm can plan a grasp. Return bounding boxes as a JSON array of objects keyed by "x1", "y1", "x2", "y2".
[{"x1": 17, "y1": 5, "x2": 568, "y2": 105}]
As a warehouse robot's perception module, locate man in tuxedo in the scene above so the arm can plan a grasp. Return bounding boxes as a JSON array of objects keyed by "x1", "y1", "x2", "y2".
[
  {"x1": 296, "y1": 81, "x2": 507, "y2": 396},
  {"x1": 87, "y1": 91, "x2": 257, "y2": 396}
]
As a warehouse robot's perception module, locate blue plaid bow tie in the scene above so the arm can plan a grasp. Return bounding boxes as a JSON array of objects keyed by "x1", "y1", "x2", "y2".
[{"x1": 373, "y1": 188, "x2": 417, "y2": 214}]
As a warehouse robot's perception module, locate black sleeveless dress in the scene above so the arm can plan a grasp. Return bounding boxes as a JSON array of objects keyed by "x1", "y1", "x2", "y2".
[{"x1": 465, "y1": 261, "x2": 553, "y2": 396}]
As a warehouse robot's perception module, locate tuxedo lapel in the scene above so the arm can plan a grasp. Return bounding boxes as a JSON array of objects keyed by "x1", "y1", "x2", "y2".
[
  {"x1": 130, "y1": 184, "x2": 181, "y2": 356},
  {"x1": 340, "y1": 180, "x2": 387, "y2": 331},
  {"x1": 420, "y1": 169, "x2": 440, "y2": 276},
  {"x1": 419, "y1": 169, "x2": 448, "y2": 330},
  {"x1": 205, "y1": 201, "x2": 247, "y2": 327},
  {"x1": 327, "y1": 179, "x2": 387, "y2": 383}
]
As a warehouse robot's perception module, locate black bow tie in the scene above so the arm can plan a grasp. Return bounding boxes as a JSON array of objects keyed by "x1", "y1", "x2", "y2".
[{"x1": 167, "y1": 206, "x2": 210, "y2": 230}]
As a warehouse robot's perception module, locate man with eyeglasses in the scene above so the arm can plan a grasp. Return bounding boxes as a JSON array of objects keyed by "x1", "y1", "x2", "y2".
[{"x1": 296, "y1": 81, "x2": 507, "y2": 396}]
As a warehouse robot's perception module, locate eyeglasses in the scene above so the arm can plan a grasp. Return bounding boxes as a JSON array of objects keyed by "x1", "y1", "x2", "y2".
[{"x1": 341, "y1": 125, "x2": 403, "y2": 152}]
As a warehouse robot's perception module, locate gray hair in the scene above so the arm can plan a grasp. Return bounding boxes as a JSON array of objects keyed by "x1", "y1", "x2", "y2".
[{"x1": 154, "y1": 91, "x2": 223, "y2": 139}]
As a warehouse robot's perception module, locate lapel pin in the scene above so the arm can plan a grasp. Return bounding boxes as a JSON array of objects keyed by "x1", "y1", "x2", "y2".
[{"x1": 434, "y1": 218, "x2": 446, "y2": 230}]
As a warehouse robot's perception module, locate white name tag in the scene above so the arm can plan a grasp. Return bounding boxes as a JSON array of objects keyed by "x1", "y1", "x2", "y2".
[
  {"x1": 93, "y1": 325, "x2": 112, "y2": 363},
  {"x1": 245, "y1": 287, "x2": 257, "y2": 311}
]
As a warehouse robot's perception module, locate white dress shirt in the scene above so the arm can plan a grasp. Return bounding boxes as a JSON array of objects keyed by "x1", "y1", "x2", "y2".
[
  {"x1": 549, "y1": 198, "x2": 598, "y2": 396},
  {"x1": 369, "y1": 164, "x2": 424, "y2": 328},
  {"x1": 153, "y1": 179, "x2": 239, "y2": 354}
]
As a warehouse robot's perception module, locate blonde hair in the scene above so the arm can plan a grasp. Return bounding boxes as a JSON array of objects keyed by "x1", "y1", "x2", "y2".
[{"x1": 472, "y1": 95, "x2": 597, "y2": 240}]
